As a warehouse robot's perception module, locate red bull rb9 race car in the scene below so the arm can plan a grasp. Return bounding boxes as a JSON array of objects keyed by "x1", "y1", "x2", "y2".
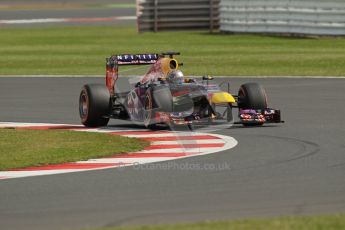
[{"x1": 79, "y1": 52, "x2": 283, "y2": 129}]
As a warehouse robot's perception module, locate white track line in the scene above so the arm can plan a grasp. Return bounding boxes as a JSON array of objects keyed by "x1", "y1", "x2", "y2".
[
  {"x1": 149, "y1": 140, "x2": 225, "y2": 145},
  {"x1": 0, "y1": 16, "x2": 136, "y2": 25},
  {"x1": 0, "y1": 18, "x2": 65, "y2": 24},
  {"x1": 124, "y1": 149, "x2": 205, "y2": 154},
  {"x1": 77, "y1": 157, "x2": 173, "y2": 164}
]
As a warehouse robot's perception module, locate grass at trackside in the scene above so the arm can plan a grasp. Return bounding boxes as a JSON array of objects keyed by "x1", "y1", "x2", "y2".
[
  {"x1": 0, "y1": 129, "x2": 148, "y2": 170},
  {"x1": 92, "y1": 214, "x2": 345, "y2": 230},
  {"x1": 0, "y1": 26, "x2": 345, "y2": 76}
]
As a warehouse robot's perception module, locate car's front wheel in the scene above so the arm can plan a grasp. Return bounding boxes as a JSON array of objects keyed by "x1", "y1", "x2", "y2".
[
  {"x1": 238, "y1": 83, "x2": 267, "y2": 127},
  {"x1": 238, "y1": 82, "x2": 267, "y2": 109}
]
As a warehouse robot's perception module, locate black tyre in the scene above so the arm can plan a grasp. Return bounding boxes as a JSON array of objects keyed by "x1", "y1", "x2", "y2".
[
  {"x1": 238, "y1": 83, "x2": 267, "y2": 127},
  {"x1": 144, "y1": 86, "x2": 174, "y2": 129},
  {"x1": 143, "y1": 89, "x2": 156, "y2": 129},
  {"x1": 238, "y1": 83, "x2": 267, "y2": 109},
  {"x1": 152, "y1": 86, "x2": 173, "y2": 112},
  {"x1": 79, "y1": 84, "x2": 110, "y2": 127}
]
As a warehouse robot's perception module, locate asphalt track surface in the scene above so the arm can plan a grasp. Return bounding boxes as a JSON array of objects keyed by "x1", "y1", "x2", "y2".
[{"x1": 0, "y1": 77, "x2": 345, "y2": 230}]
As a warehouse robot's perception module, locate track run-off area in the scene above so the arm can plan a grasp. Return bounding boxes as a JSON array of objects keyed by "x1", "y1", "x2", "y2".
[{"x1": 0, "y1": 122, "x2": 237, "y2": 180}]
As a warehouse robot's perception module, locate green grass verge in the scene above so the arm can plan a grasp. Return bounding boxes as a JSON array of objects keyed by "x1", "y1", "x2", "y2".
[
  {"x1": 92, "y1": 214, "x2": 345, "y2": 230},
  {"x1": 0, "y1": 128, "x2": 148, "y2": 170},
  {"x1": 0, "y1": 26, "x2": 345, "y2": 76}
]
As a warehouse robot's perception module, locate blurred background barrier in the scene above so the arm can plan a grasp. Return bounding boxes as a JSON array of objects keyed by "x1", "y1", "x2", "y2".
[
  {"x1": 137, "y1": 0, "x2": 345, "y2": 36},
  {"x1": 136, "y1": 0, "x2": 220, "y2": 32},
  {"x1": 219, "y1": 0, "x2": 345, "y2": 36}
]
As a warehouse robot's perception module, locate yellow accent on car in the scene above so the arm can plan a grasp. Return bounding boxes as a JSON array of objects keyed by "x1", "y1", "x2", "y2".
[
  {"x1": 211, "y1": 92, "x2": 236, "y2": 104},
  {"x1": 202, "y1": 75, "x2": 214, "y2": 80},
  {"x1": 160, "y1": 58, "x2": 178, "y2": 76}
]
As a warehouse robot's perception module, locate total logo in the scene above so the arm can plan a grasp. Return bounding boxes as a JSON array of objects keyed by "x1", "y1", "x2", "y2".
[{"x1": 116, "y1": 54, "x2": 158, "y2": 61}]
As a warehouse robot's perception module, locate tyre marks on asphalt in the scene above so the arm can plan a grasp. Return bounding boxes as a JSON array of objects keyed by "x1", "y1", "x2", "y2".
[
  {"x1": 229, "y1": 133, "x2": 321, "y2": 170},
  {"x1": 0, "y1": 122, "x2": 238, "y2": 180}
]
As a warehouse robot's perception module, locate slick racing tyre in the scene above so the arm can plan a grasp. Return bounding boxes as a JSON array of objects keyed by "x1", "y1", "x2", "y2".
[
  {"x1": 79, "y1": 84, "x2": 110, "y2": 127},
  {"x1": 238, "y1": 83, "x2": 267, "y2": 127},
  {"x1": 152, "y1": 86, "x2": 173, "y2": 112},
  {"x1": 144, "y1": 86, "x2": 173, "y2": 129},
  {"x1": 143, "y1": 89, "x2": 156, "y2": 129},
  {"x1": 238, "y1": 83, "x2": 267, "y2": 109}
]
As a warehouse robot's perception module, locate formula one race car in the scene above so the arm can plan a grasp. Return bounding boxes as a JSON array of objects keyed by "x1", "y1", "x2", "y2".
[{"x1": 79, "y1": 52, "x2": 283, "y2": 129}]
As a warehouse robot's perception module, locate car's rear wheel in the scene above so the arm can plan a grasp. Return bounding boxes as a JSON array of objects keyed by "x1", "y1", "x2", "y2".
[
  {"x1": 152, "y1": 86, "x2": 173, "y2": 112},
  {"x1": 143, "y1": 89, "x2": 156, "y2": 129},
  {"x1": 144, "y1": 86, "x2": 174, "y2": 129},
  {"x1": 79, "y1": 84, "x2": 110, "y2": 127}
]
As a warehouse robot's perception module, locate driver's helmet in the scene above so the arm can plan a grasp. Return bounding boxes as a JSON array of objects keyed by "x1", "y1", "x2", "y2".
[{"x1": 167, "y1": 70, "x2": 184, "y2": 84}]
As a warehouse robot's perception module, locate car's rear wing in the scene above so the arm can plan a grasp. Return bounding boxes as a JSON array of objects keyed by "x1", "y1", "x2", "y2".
[
  {"x1": 107, "y1": 52, "x2": 180, "y2": 66},
  {"x1": 113, "y1": 54, "x2": 159, "y2": 65},
  {"x1": 106, "y1": 52, "x2": 180, "y2": 95}
]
